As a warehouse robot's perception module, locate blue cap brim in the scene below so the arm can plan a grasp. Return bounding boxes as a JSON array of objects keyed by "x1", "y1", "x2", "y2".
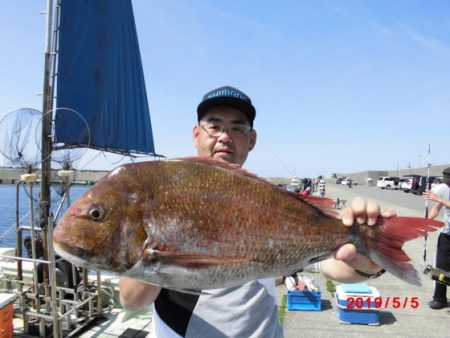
[{"x1": 197, "y1": 96, "x2": 256, "y2": 127}]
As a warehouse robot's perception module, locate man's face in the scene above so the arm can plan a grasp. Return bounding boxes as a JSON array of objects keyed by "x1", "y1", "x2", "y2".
[{"x1": 193, "y1": 106, "x2": 257, "y2": 165}]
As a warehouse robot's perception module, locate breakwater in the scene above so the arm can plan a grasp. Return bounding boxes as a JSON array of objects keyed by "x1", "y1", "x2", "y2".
[{"x1": 0, "y1": 167, "x2": 109, "y2": 184}]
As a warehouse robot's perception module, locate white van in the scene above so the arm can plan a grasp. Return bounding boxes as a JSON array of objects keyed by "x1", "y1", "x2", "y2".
[
  {"x1": 400, "y1": 177, "x2": 414, "y2": 192},
  {"x1": 399, "y1": 175, "x2": 420, "y2": 193},
  {"x1": 377, "y1": 176, "x2": 400, "y2": 190}
]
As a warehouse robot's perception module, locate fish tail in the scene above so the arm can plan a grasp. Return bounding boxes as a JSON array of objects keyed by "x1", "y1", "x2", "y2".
[{"x1": 360, "y1": 217, "x2": 443, "y2": 286}]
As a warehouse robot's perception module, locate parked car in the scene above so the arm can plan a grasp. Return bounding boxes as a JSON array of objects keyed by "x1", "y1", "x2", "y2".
[
  {"x1": 290, "y1": 176, "x2": 300, "y2": 185},
  {"x1": 336, "y1": 178, "x2": 343, "y2": 184},
  {"x1": 399, "y1": 175, "x2": 421, "y2": 193},
  {"x1": 376, "y1": 176, "x2": 400, "y2": 190},
  {"x1": 286, "y1": 183, "x2": 301, "y2": 193},
  {"x1": 341, "y1": 178, "x2": 357, "y2": 186},
  {"x1": 411, "y1": 176, "x2": 440, "y2": 195},
  {"x1": 431, "y1": 176, "x2": 443, "y2": 191}
]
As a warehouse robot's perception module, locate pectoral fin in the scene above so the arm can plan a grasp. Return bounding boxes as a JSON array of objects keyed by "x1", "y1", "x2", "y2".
[
  {"x1": 171, "y1": 288, "x2": 210, "y2": 296},
  {"x1": 143, "y1": 248, "x2": 252, "y2": 268}
]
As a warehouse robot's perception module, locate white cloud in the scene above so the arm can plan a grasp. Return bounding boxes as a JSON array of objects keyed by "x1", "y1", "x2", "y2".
[{"x1": 404, "y1": 26, "x2": 450, "y2": 55}]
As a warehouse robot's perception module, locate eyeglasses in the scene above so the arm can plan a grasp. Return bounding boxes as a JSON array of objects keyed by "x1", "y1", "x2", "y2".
[
  {"x1": 199, "y1": 121, "x2": 252, "y2": 138},
  {"x1": 200, "y1": 121, "x2": 251, "y2": 138}
]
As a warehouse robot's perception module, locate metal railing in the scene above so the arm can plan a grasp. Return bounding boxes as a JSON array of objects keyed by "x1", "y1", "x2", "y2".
[{"x1": 0, "y1": 178, "x2": 104, "y2": 338}]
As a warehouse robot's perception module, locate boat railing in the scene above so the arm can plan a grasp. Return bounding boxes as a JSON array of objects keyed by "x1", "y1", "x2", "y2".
[{"x1": 0, "y1": 178, "x2": 105, "y2": 338}]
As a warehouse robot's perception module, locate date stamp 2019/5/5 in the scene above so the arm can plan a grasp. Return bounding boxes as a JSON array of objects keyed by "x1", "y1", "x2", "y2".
[{"x1": 346, "y1": 297, "x2": 419, "y2": 309}]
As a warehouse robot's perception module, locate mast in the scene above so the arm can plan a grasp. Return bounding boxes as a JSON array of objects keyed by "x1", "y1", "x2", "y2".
[{"x1": 40, "y1": 0, "x2": 57, "y2": 279}]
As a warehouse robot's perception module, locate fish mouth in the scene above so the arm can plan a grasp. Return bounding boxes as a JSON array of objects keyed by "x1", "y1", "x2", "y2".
[{"x1": 53, "y1": 241, "x2": 93, "y2": 268}]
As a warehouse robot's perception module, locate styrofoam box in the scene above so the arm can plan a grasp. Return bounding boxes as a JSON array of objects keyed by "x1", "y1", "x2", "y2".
[
  {"x1": 336, "y1": 284, "x2": 381, "y2": 308},
  {"x1": 335, "y1": 284, "x2": 380, "y2": 325}
]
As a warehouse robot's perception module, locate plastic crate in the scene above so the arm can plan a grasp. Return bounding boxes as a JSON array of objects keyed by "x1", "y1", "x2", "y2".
[{"x1": 287, "y1": 290, "x2": 321, "y2": 311}]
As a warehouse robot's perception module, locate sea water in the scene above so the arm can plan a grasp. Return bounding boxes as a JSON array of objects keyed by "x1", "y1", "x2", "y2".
[{"x1": 0, "y1": 184, "x2": 88, "y2": 249}]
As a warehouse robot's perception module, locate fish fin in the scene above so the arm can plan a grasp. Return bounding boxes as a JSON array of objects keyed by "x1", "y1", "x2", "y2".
[
  {"x1": 145, "y1": 249, "x2": 252, "y2": 268},
  {"x1": 172, "y1": 156, "x2": 273, "y2": 185},
  {"x1": 154, "y1": 263, "x2": 194, "y2": 275},
  {"x1": 295, "y1": 194, "x2": 340, "y2": 218},
  {"x1": 172, "y1": 157, "x2": 316, "y2": 199},
  {"x1": 362, "y1": 217, "x2": 444, "y2": 286},
  {"x1": 306, "y1": 252, "x2": 333, "y2": 265},
  {"x1": 171, "y1": 288, "x2": 210, "y2": 296}
]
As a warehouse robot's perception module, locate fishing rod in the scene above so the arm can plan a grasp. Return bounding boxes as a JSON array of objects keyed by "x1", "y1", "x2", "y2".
[{"x1": 424, "y1": 265, "x2": 450, "y2": 287}]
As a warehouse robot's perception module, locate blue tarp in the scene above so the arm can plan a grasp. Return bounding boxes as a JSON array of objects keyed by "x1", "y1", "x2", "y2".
[{"x1": 55, "y1": 0, "x2": 156, "y2": 155}]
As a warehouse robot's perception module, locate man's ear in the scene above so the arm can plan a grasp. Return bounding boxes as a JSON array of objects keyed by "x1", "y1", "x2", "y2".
[
  {"x1": 248, "y1": 129, "x2": 257, "y2": 151},
  {"x1": 193, "y1": 124, "x2": 200, "y2": 148}
]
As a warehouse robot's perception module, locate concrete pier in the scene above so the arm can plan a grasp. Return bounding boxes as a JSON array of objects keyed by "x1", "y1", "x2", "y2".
[{"x1": 279, "y1": 183, "x2": 450, "y2": 338}]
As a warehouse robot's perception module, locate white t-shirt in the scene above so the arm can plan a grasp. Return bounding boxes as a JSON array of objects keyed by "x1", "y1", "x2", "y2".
[
  {"x1": 432, "y1": 183, "x2": 450, "y2": 235},
  {"x1": 150, "y1": 278, "x2": 283, "y2": 338}
]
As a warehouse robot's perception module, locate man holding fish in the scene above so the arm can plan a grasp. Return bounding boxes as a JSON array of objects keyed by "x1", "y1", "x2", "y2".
[
  {"x1": 52, "y1": 85, "x2": 443, "y2": 337},
  {"x1": 117, "y1": 86, "x2": 398, "y2": 337}
]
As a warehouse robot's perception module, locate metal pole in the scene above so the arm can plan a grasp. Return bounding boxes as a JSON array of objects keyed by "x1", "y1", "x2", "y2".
[
  {"x1": 423, "y1": 144, "x2": 431, "y2": 263},
  {"x1": 28, "y1": 183, "x2": 39, "y2": 297},
  {"x1": 65, "y1": 175, "x2": 71, "y2": 207},
  {"x1": 47, "y1": 216, "x2": 61, "y2": 338},
  {"x1": 40, "y1": 0, "x2": 56, "y2": 284},
  {"x1": 16, "y1": 182, "x2": 23, "y2": 281},
  {"x1": 97, "y1": 271, "x2": 103, "y2": 316}
]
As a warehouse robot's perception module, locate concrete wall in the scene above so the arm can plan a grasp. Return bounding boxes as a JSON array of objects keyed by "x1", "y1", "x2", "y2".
[
  {"x1": 1, "y1": 163, "x2": 449, "y2": 185},
  {"x1": 335, "y1": 164, "x2": 450, "y2": 186}
]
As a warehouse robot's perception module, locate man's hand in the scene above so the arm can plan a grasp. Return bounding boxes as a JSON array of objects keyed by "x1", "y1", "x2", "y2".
[
  {"x1": 320, "y1": 197, "x2": 396, "y2": 282},
  {"x1": 423, "y1": 191, "x2": 442, "y2": 204},
  {"x1": 338, "y1": 197, "x2": 396, "y2": 275}
]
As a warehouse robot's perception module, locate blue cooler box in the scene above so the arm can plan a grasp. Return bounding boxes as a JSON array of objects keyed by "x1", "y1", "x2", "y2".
[
  {"x1": 287, "y1": 290, "x2": 321, "y2": 311},
  {"x1": 335, "y1": 284, "x2": 380, "y2": 325}
]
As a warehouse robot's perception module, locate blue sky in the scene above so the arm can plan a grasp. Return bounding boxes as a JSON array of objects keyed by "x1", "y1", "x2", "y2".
[{"x1": 0, "y1": 0, "x2": 449, "y2": 178}]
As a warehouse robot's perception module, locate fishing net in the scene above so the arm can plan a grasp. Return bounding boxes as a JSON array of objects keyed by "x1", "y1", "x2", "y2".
[{"x1": 0, "y1": 108, "x2": 42, "y2": 169}]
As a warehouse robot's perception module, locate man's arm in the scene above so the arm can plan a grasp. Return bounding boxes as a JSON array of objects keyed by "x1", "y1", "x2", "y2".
[
  {"x1": 423, "y1": 191, "x2": 449, "y2": 215},
  {"x1": 119, "y1": 277, "x2": 161, "y2": 311},
  {"x1": 320, "y1": 198, "x2": 393, "y2": 283},
  {"x1": 427, "y1": 203, "x2": 443, "y2": 220}
]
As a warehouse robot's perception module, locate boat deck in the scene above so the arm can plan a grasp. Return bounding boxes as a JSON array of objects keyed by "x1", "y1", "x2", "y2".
[{"x1": 11, "y1": 307, "x2": 152, "y2": 338}]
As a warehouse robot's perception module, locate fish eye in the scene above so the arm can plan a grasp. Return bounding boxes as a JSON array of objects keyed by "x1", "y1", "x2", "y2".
[{"x1": 89, "y1": 208, "x2": 105, "y2": 221}]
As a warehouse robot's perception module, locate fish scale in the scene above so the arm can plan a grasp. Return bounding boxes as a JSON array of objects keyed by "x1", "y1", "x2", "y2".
[{"x1": 53, "y1": 157, "x2": 444, "y2": 290}]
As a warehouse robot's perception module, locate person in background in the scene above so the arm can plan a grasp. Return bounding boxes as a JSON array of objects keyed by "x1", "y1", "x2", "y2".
[
  {"x1": 300, "y1": 186, "x2": 311, "y2": 195},
  {"x1": 423, "y1": 167, "x2": 450, "y2": 310},
  {"x1": 120, "y1": 85, "x2": 392, "y2": 338}
]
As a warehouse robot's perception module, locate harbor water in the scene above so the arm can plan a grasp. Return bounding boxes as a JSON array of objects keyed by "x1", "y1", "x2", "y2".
[{"x1": 0, "y1": 183, "x2": 88, "y2": 249}]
